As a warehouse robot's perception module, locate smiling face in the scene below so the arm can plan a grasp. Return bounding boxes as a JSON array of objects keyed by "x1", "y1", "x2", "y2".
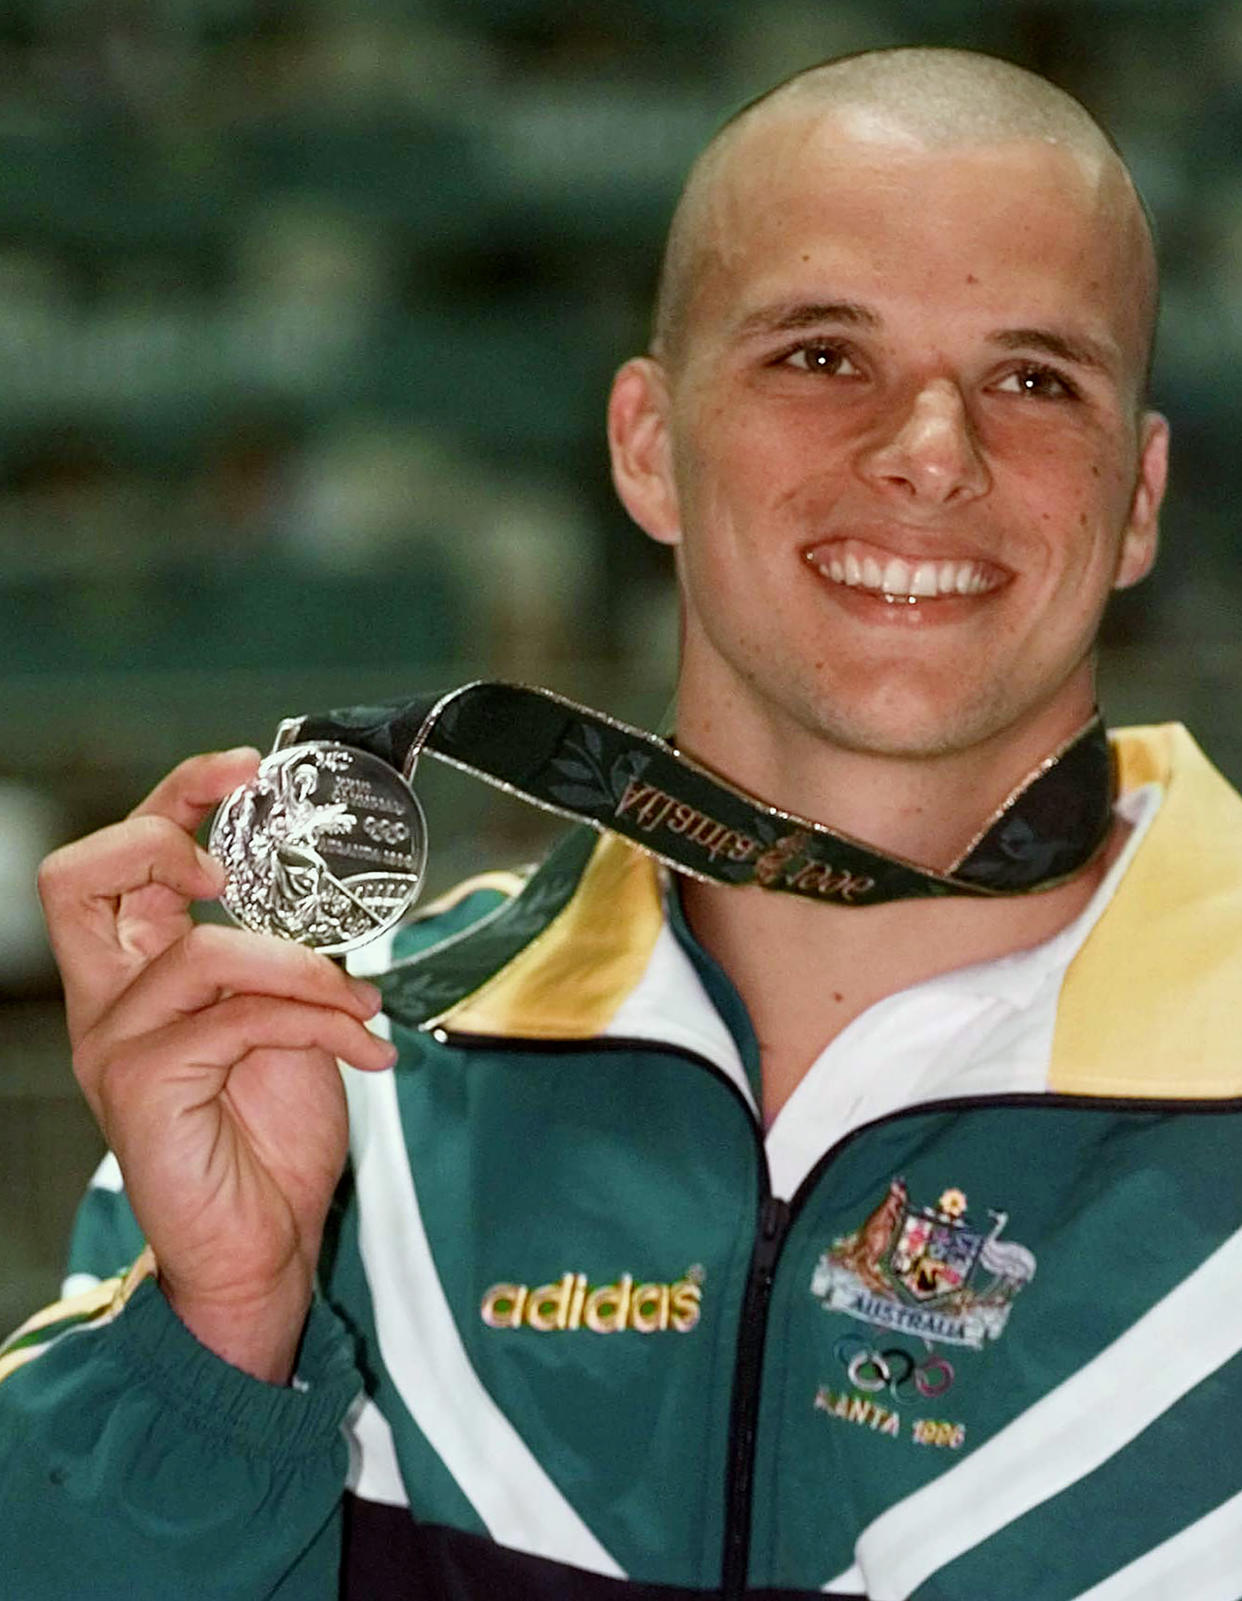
[{"x1": 609, "y1": 108, "x2": 1168, "y2": 775}]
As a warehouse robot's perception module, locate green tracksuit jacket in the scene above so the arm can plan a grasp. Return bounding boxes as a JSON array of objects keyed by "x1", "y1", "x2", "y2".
[{"x1": 3, "y1": 723, "x2": 1242, "y2": 1600}]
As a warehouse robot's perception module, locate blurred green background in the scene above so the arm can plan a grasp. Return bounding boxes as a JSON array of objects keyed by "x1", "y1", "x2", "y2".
[{"x1": 2, "y1": 0, "x2": 1239, "y2": 1335}]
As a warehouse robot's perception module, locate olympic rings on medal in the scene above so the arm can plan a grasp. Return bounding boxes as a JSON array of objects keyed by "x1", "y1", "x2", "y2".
[{"x1": 832, "y1": 1335, "x2": 955, "y2": 1404}]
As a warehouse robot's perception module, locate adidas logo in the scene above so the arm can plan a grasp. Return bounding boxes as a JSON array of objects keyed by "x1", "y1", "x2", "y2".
[{"x1": 481, "y1": 1270, "x2": 703, "y2": 1334}]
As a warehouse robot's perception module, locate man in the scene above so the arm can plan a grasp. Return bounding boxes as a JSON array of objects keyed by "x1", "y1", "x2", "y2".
[{"x1": 2, "y1": 45, "x2": 1238, "y2": 1601}]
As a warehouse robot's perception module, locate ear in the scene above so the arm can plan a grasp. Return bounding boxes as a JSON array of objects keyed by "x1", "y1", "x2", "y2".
[
  {"x1": 1113, "y1": 410, "x2": 1169, "y2": 590},
  {"x1": 607, "y1": 357, "x2": 681, "y2": 545}
]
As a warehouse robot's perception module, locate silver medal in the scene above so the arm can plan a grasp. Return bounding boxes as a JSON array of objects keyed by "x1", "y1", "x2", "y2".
[{"x1": 209, "y1": 742, "x2": 427, "y2": 954}]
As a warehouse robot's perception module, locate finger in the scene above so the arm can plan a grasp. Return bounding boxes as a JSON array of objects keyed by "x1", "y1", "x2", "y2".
[
  {"x1": 39, "y1": 815, "x2": 227, "y2": 937},
  {"x1": 86, "y1": 1000, "x2": 394, "y2": 1121},
  {"x1": 130, "y1": 747, "x2": 262, "y2": 833},
  {"x1": 40, "y1": 749, "x2": 260, "y2": 927},
  {"x1": 93, "y1": 994, "x2": 397, "y2": 1110},
  {"x1": 149, "y1": 994, "x2": 398, "y2": 1077},
  {"x1": 99, "y1": 923, "x2": 384, "y2": 1040}
]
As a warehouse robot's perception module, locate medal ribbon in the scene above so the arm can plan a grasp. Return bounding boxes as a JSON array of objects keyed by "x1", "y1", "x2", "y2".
[{"x1": 285, "y1": 682, "x2": 1113, "y2": 907}]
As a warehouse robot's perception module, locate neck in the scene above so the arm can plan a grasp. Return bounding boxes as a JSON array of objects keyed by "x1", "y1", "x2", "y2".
[
  {"x1": 673, "y1": 685, "x2": 1098, "y2": 876},
  {"x1": 681, "y1": 824, "x2": 1124, "y2": 1127},
  {"x1": 672, "y1": 675, "x2": 1113, "y2": 1124}
]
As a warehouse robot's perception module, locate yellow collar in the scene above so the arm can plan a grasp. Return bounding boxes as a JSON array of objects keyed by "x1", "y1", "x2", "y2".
[
  {"x1": 1053, "y1": 724, "x2": 1242, "y2": 1097},
  {"x1": 437, "y1": 826, "x2": 663, "y2": 1038}
]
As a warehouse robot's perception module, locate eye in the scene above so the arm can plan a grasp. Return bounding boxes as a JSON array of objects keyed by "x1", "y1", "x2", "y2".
[
  {"x1": 781, "y1": 342, "x2": 861, "y2": 377},
  {"x1": 995, "y1": 364, "x2": 1077, "y2": 400}
]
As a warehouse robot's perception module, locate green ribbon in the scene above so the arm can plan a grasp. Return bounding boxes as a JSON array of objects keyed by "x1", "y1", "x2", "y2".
[{"x1": 287, "y1": 682, "x2": 1113, "y2": 907}]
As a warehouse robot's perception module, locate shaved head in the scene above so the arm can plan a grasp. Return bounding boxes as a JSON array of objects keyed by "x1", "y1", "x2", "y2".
[{"x1": 653, "y1": 48, "x2": 1157, "y2": 394}]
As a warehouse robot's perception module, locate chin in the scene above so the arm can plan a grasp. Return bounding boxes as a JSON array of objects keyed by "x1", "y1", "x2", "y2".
[{"x1": 788, "y1": 679, "x2": 1030, "y2": 762}]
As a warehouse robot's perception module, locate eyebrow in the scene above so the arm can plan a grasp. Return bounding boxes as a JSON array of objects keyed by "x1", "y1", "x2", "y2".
[
  {"x1": 987, "y1": 327, "x2": 1117, "y2": 376},
  {"x1": 730, "y1": 300, "x2": 882, "y2": 340},
  {"x1": 727, "y1": 302, "x2": 1121, "y2": 378}
]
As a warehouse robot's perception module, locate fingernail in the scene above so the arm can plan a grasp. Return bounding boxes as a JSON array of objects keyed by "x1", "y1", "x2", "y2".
[
  {"x1": 348, "y1": 978, "x2": 383, "y2": 1014},
  {"x1": 195, "y1": 846, "x2": 225, "y2": 883},
  {"x1": 380, "y1": 1042, "x2": 399, "y2": 1069}
]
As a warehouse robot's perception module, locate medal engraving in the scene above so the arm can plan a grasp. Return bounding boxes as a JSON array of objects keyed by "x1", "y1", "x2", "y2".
[{"x1": 210, "y1": 742, "x2": 427, "y2": 954}]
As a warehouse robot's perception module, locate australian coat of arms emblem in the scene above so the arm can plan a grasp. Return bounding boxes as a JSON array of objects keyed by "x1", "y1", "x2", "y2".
[{"x1": 810, "y1": 1179, "x2": 1036, "y2": 1350}]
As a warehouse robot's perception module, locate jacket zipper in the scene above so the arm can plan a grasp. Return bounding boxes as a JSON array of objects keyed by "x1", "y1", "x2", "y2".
[
  {"x1": 436, "y1": 1029, "x2": 792, "y2": 1593},
  {"x1": 721, "y1": 1190, "x2": 791, "y2": 1598}
]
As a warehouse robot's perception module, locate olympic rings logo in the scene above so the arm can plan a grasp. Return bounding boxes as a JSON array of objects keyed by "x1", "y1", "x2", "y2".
[
  {"x1": 833, "y1": 1336, "x2": 955, "y2": 1404},
  {"x1": 363, "y1": 816, "x2": 411, "y2": 846}
]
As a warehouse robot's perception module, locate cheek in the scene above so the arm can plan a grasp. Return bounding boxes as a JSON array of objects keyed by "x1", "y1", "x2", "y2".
[
  {"x1": 1079, "y1": 451, "x2": 1143, "y2": 563},
  {"x1": 1014, "y1": 442, "x2": 1136, "y2": 567},
  {"x1": 673, "y1": 420, "x2": 779, "y2": 535}
]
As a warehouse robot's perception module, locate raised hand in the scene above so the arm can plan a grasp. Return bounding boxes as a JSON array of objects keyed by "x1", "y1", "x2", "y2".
[{"x1": 38, "y1": 752, "x2": 396, "y2": 1382}]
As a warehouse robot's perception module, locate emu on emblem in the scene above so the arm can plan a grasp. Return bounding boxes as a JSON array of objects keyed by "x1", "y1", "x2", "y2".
[{"x1": 810, "y1": 1180, "x2": 1037, "y2": 1351}]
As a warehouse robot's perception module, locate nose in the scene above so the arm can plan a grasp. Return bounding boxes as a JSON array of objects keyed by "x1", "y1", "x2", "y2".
[{"x1": 856, "y1": 378, "x2": 990, "y2": 505}]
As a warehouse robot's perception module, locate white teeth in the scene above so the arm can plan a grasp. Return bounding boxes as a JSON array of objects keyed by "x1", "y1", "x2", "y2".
[{"x1": 813, "y1": 549, "x2": 995, "y2": 599}]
